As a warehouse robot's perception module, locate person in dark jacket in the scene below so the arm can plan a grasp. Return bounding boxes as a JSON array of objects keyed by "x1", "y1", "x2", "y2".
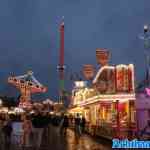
[
  {"x1": 75, "y1": 113, "x2": 81, "y2": 136},
  {"x1": 41, "y1": 111, "x2": 50, "y2": 145},
  {"x1": 2, "y1": 115, "x2": 12, "y2": 150},
  {"x1": 61, "y1": 115, "x2": 69, "y2": 135},
  {"x1": 31, "y1": 110, "x2": 45, "y2": 150},
  {"x1": 81, "y1": 116, "x2": 86, "y2": 134}
]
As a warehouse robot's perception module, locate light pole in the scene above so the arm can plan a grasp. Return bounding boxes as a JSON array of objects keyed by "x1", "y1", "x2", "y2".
[
  {"x1": 139, "y1": 24, "x2": 150, "y2": 83},
  {"x1": 137, "y1": 25, "x2": 150, "y2": 137},
  {"x1": 140, "y1": 25, "x2": 150, "y2": 48}
]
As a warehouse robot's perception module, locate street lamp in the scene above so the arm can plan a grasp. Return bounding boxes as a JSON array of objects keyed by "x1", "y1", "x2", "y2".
[
  {"x1": 139, "y1": 24, "x2": 150, "y2": 48},
  {"x1": 139, "y1": 25, "x2": 150, "y2": 83},
  {"x1": 0, "y1": 99, "x2": 2, "y2": 107},
  {"x1": 144, "y1": 25, "x2": 149, "y2": 33}
]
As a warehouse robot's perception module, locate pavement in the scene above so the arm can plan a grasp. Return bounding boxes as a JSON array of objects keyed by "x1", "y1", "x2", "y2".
[
  {"x1": 1, "y1": 125, "x2": 112, "y2": 150},
  {"x1": 43, "y1": 125, "x2": 112, "y2": 150}
]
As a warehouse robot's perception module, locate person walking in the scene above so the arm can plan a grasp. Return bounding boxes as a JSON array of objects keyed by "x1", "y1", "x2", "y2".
[
  {"x1": 0, "y1": 114, "x2": 5, "y2": 150},
  {"x1": 60, "y1": 115, "x2": 69, "y2": 135},
  {"x1": 41, "y1": 111, "x2": 50, "y2": 146},
  {"x1": 59, "y1": 114, "x2": 64, "y2": 134},
  {"x1": 31, "y1": 110, "x2": 45, "y2": 150},
  {"x1": 81, "y1": 116, "x2": 86, "y2": 134},
  {"x1": 22, "y1": 114, "x2": 32, "y2": 148},
  {"x1": 2, "y1": 115, "x2": 13, "y2": 150},
  {"x1": 74, "y1": 113, "x2": 81, "y2": 137}
]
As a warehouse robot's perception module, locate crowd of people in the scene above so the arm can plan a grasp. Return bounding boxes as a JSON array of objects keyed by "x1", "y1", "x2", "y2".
[{"x1": 0, "y1": 110, "x2": 86, "y2": 150}]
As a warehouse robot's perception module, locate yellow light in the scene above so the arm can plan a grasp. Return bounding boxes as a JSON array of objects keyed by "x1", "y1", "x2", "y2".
[
  {"x1": 8, "y1": 111, "x2": 15, "y2": 114},
  {"x1": 0, "y1": 99, "x2": 2, "y2": 106},
  {"x1": 113, "y1": 99, "x2": 116, "y2": 103},
  {"x1": 93, "y1": 66, "x2": 115, "y2": 84},
  {"x1": 75, "y1": 81, "x2": 86, "y2": 88},
  {"x1": 50, "y1": 111, "x2": 54, "y2": 114},
  {"x1": 102, "y1": 107, "x2": 105, "y2": 119},
  {"x1": 94, "y1": 106, "x2": 97, "y2": 122}
]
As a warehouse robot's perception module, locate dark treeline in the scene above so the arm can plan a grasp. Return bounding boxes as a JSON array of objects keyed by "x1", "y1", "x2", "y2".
[{"x1": 0, "y1": 96, "x2": 18, "y2": 107}]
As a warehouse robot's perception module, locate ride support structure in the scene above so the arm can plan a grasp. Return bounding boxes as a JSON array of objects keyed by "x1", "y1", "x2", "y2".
[
  {"x1": 57, "y1": 17, "x2": 65, "y2": 104},
  {"x1": 8, "y1": 71, "x2": 47, "y2": 108}
]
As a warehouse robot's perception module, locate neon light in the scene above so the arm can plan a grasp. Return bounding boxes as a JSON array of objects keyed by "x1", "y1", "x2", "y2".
[
  {"x1": 93, "y1": 66, "x2": 115, "y2": 84},
  {"x1": 129, "y1": 64, "x2": 135, "y2": 92},
  {"x1": 145, "y1": 88, "x2": 150, "y2": 96},
  {"x1": 93, "y1": 64, "x2": 135, "y2": 92},
  {"x1": 102, "y1": 107, "x2": 105, "y2": 119},
  {"x1": 78, "y1": 94, "x2": 135, "y2": 106}
]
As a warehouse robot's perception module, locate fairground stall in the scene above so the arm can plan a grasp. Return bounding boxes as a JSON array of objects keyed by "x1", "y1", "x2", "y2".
[
  {"x1": 69, "y1": 81, "x2": 89, "y2": 116},
  {"x1": 136, "y1": 85, "x2": 150, "y2": 139},
  {"x1": 68, "y1": 49, "x2": 136, "y2": 139}
]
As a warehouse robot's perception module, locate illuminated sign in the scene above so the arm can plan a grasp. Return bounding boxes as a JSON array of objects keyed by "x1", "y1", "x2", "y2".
[
  {"x1": 82, "y1": 64, "x2": 95, "y2": 80},
  {"x1": 74, "y1": 81, "x2": 87, "y2": 88},
  {"x1": 96, "y1": 49, "x2": 110, "y2": 66},
  {"x1": 93, "y1": 64, "x2": 135, "y2": 93}
]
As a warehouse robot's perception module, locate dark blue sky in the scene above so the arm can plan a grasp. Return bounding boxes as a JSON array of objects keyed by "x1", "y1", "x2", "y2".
[{"x1": 0, "y1": 0, "x2": 150, "y2": 100}]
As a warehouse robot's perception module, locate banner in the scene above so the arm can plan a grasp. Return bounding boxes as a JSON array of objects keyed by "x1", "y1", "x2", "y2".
[
  {"x1": 96, "y1": 49, "x2": 110, "y2": 66},
  {"x1": 82, "y1": 64, "x2": 95, "y2": 80},
  {"x1": 116, "y1": 64, "x2": 134, "y2": 92},
  {"x1": 106, "y1": 68, "x2": 116, "y2": 93},
  {"x1": 128, "y1": 64, "x2": 134, "y2": 92},
  {"x1": 116, "y1": 65, "x2": 125, "y2": 92}
]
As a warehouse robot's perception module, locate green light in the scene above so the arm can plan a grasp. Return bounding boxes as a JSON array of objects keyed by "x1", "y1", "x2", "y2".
[{"x1": 59, "y1": 80, "x2": 64, "y2": 89}]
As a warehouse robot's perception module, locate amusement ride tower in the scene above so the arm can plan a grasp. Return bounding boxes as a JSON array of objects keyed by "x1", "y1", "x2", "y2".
[
  {"x1": 8, "y1": 71, "x2": 47, "y2": 108},
  {"x1": 57, "y1": 17, "x2": 65, "y2": 104}
]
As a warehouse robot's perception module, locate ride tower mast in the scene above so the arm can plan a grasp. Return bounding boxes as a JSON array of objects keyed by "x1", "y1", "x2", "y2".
[{"x1": 57, "y1": 17, "x2": 65, "y2": 104}]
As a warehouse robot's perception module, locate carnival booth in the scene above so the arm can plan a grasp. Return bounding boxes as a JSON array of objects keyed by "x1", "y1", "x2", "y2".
[
  {"x1": 69, "y1": 49, "x2": 136, "y2": 139},
  {"x1": 136, "y1": 88, "x2": 150, "y2": 139}
]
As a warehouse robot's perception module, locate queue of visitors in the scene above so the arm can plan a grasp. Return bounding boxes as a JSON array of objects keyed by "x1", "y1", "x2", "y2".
[{"x1": 0, "y1": 111, "x2": 86, "y2": 150}]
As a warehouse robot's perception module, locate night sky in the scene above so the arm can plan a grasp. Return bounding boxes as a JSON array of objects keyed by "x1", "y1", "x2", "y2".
[{"x1": 0, "y1": 0, "x2": 150, "y2": 101}]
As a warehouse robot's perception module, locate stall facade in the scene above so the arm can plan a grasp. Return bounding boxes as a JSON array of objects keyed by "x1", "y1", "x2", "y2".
[{"x1": 69, "y1": 64, "x2": 136, "y2": 139}]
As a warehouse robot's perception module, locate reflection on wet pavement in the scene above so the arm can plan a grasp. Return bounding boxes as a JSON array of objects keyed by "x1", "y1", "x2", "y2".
[
  {"x1": 48, "y1": 125, "x2": 112, "y2": 150},
  {"x1": 1, "y1": 125, "x2": 112, "y2": 150}
]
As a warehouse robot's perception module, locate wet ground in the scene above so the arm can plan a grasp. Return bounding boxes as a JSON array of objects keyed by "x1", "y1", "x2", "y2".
[
  {"x1": 1, "y1": 125, "x2": 112, "y2": 150},
  {"x1": 42, "y1": 125, "x2": 112, "y2": 150}
]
